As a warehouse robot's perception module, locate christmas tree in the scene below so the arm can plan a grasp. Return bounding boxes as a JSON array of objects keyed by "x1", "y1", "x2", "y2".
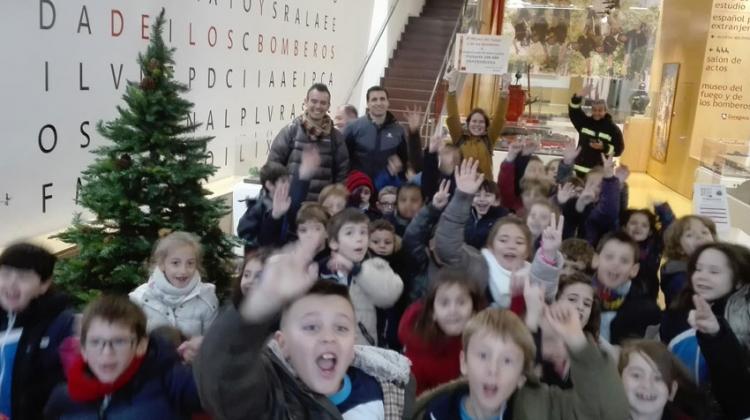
[{"x1": 55, "y1": 9, "x2": 236, "y2": 302}]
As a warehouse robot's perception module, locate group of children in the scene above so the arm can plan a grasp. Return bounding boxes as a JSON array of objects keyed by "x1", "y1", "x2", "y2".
[{"x1": 2, "y1": 92, "x2": 750, "y2": 420}]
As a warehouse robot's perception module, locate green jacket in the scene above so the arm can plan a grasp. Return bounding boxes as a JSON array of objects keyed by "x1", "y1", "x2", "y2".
[{"x1": 411, "y1": 341, "x2": 629, "y2": 420}]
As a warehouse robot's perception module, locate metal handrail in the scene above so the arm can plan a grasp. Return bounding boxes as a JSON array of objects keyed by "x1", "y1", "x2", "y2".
[
  {"x1": 344, "y1": 0, "x2": 404, "y2": 104},
  {"x1": 421, "y1": 0, "x2": 482, "y2": 137}
]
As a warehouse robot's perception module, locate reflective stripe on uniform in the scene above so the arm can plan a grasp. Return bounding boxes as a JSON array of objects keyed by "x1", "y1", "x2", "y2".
[
  {"x1": 581, "y1": 128, "x2": 596, "y2": 136},
  {"x1": 598, "y1": 132, "x2": 612, "y2": 141},
  {"x1": 569, "y1": 102, "x2": 581, "y2": 109},
  {"x1": 574, "y1": 165, "x2": 591, "y2": 173}
]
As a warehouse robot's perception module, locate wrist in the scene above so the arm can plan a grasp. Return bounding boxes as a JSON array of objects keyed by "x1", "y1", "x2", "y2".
[
  {"x1": 565, "y1": 331, "x2": 587, "y2": 352},
  {"x1": 540, "y1": 249, "x2": 557, "y2": 265}
]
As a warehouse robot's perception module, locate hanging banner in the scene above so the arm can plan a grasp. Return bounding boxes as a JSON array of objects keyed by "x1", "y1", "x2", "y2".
[{"x1": 454, "y1": 34, "x2": 513, "y2": 75}]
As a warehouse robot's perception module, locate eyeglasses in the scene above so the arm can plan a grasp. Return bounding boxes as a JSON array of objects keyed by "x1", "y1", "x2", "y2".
[
  {"x1": 84, "y1": 337, "x2": 137, "y2": 353},
  {"x1": 379, "y1": 202, "x2": 396, "y2": 208}
]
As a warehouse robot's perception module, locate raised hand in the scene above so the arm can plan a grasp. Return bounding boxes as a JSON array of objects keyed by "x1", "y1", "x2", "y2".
[
  {"x1": 602, "y1": 154, "x2": 615, "y2": 178},
  {"x1": 522, "y1": 136, "x2": 541, "y2": 156},
  {"x1": 405, "y1": 105, "x2": 424, "y2": 133},
  {"x1": 299, "y1": 145, "x2": 321, "y2": 181},
  {"x1": 327, "y1": 251, "x2": 354, "y2": 275},
  {"x1": 541, "y1": 214, "x2": 564, "y2": 261},
  {"x1": 522, "y1": 273, "x2": 545, "y2": 332},
  {"x1": 387, "y1": 155, "x2": 404, "y2": 176},
  {"x1": 429, "y1": 127, "x2": 447, "y2": 153},
  {"x1": 576, "y1": 84, "x2": 592, "y2": 98},
  {"x1": 454, "y1": 158, "x2": 484, "y2": 195},
  {"x1": 614, "y1": 164, "x2": 630, "y2": 185},
  {"x1": 545, "y1": 301, "x2": 586, "y2": 351},
  {"x1": 271, "y1": 180, "x2": 292, "y2": 219},
  {"x1": 432, "y1": 179, "x2": 452, "y2": 210},
  {"x1": 444, "y1": 68, "x2": 460, "y2": 92},
  {"x1": 506, "y1": 140, "x2": 524, "y2": 162},
  {"x1": 240, "y1": 233, "x2": 322, "y2": 322},
  {"x1": 688, "y1": 294, "x2": 720, "y2": 335},
  {"x1": 562, "y1": 140, "x2": 581, "y2": 165},
  {"x1": 556, "y1": 182, "x2": 578, "y2": 205}
]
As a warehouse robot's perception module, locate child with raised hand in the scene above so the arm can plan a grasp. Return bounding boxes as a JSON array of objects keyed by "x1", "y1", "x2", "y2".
[
  {"x1": 526, "y1": 199, "x2": 560, "y2": 252},
  {"x1": 435, "y1": 158, "x2": 564, "y2": 309},
  {"x1": 592, "y1": 232, "x2": 661, "y2": 345},
  {"x1": 556, "y1": 142, "x2": 621, "y2": 247},
  {"x1": 412, "y1": 304, "x2": 629, "y2": 420},
  {"x1": 618, "y1": 340, "x2": 708, "y2": 420},
  {"x1": 193, "y1": 234, "x2": 416, "y2": 420},
  {"x1": 421, "y1": 127, "x2": 459, "y2": 201},
  {"x1": 129, "y1": 232, "x2": 218, "y2": 361},
  {"x1": 237, "y1": 162, "x2": 289, "y2": 251},
  {"x1": 660, "y1": 215, "x2": 717, "y2": 307},
  {"x1": 320, "y1": 209, "x2": 404, "y2": 346},
  {"x1": 444, "y1": 69, "x2": 509, "y2": 181},
  {"x1": 44, "y1": 295, "x2": 202, "y2": 419},
  {"x1": 498, "y1": 140, "x2": 553, "y2": 214},
  {"x1": 621, "y1": 200, "x2": 675, "y2": 301},
  {"x1": 0, "y1": 243, "x2": 75, "y2": 420},
  {"x1": 465, "y1": 179, "x2": 509, "y2": 249},
  {"x1": 686, "y1": 293, "x2": 750, "y2": 419},
  {"x1": 388, "y1": 183, "x2": 424, "y2": 236},
  {"x1": 660, "y1": 242, "x2": 750, "y2": 387},
  {"x1": 398, "y1": 267, "x2": 487, "y2": 395}
]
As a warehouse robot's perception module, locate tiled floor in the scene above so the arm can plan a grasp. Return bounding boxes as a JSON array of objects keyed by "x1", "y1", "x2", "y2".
[{"x1": 626, "y1": 173, "x2": 692, "y2": 217}]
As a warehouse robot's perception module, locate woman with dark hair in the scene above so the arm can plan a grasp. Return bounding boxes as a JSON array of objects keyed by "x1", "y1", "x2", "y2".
[{"x1": 444, "y1": 70, "x2": 509, "y2": 180}]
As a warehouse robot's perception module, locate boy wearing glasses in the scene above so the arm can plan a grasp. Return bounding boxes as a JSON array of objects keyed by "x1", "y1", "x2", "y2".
[
  {"x1": 44, "y1": 295, "x2": 202, "y2": 418},
  {"x1": 0, "y1": 243, "x2": 75, "y2": 420}
]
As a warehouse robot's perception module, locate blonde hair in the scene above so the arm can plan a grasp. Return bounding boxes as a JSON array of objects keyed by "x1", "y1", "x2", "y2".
[
  {"x1": 663, "y1": 215, "x2": 717, "y2": 260},
  {"x1": 151, "y1": 231, "x2": 203, "y2": 272},
  {"x1": 462, "y1": 308, "x2": 537, "y2": 380},
  {"x1": 318, "y1": 183, "x2": 349, "y2": 204}
]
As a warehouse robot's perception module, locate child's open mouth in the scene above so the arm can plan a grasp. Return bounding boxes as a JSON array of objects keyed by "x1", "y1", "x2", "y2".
[
  {"x1": 482, "y1": 383, "x2": 499, "y2": 398},
  {"x1": 316, "y1": 353, "x2": 338, "y2": 378},
  {"x1": 635, "y1": 391, "x2": 658, "y2": 402}
]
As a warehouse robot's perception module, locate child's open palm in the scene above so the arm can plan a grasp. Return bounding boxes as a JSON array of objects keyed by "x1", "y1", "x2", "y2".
[
  {"x1": 454, "y1": 158, "x2": 484, "y2": 194},
  {"x1": 562, "y1": 140, "x2": 581, "y2": 165},
  {"x1": 271, "y1": 180, "x2": 292, "y2": 219},
  {"x1": 541, "y1": 214, "x2": 564, "y2": 260},
  {"x1": 545, "y1": 302, "x2": 586, "y2": 351},
  {"x1": 556, "y1": 182, "x2": 577, "y2": 205}
]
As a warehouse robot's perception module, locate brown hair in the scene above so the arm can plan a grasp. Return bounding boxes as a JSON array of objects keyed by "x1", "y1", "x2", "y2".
[
  {"x1": 231, "y1": 247, "x2": 274, "y2": 306},
  {"x1": 81, "y1": 295, "x2": 148, "y2": 343},
  {"x1": 327, "y1": 208, "x2": 369, "y2": 242},
  {"x1": 663, "y1": 215, "x2": 717, "y2": 260},
  {"x1": 556, "y1": 272, "x2": 600, "y2": 340},
  {"x1": 622, "y1": 208, "x2": 658, "y2": 240},
  {"x1": 520, "y1": 178, "x2": 553, "y2": 197},
  {"x1": 486, "y1": 215, "x2": 533, "y2": 260},
  {"x1": 414, "y1": 267, "x2": 487, "y2": 342},
  {"x1": 281, "y1": 280, "x2": 355, "y2": 325},
  {"x1": 619, "y1": 340, "x2": 708, "y2": 419},
  {"x1": 466, "y1": 108, "x2": 490, "y2": 131},
  {"x1": 560, "y1": 238, "x2": 595, "y2": 269},
  {"x1": 584, "y1": 166, "x2": 604, "y2": 183},
  {"x1": 673, "y1": 242, "x2": 750, "y2": 311},
  {"x1": 526, "y1": 198, "x2": 560, "y2": 219},
  {"x1": 369, "y1": 219, "x2": 401, "y2": 253},
  {"x1": 318, "y1": 183, "x2": 349, "y2": 205},
  {"x1": 296, "y1": 202, "x2": 330, "y2": 226},
  {"x1": 478, "y1": 179, "x2": 498, "y2": 195},
  {"x1": 151, "y1": 231, "x2": 203, "y2": 274},
  {"x1": 596, "y1": 231, "x2": 640, "y2": 263},
  {"x1": 462, "y1": 308, "x2": 537, "y2": 381}
]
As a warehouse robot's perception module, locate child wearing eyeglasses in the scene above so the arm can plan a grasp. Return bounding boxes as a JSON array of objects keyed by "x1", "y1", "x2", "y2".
[{"x1": 44, "y1": 295, "x2": 203, "y2": 419}]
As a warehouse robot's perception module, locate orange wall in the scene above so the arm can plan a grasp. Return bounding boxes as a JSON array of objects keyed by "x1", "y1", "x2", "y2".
[{"x1": 646, "y1": 0, "x2": 712, "y2": 198}]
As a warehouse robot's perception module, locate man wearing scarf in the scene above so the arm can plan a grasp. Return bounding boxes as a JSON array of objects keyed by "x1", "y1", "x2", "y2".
[{"x1": 267, "y1": 83, "x2": 350, "y2": 201}]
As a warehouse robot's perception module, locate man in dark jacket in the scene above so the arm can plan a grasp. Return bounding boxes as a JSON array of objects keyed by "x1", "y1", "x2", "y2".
[
  {"x1": 568, "y1": 87, "x2": 624, "y2": 176},
  {"x1": 0, "y1": 243, "x2": 75, "y2": 420},
  {"x1": 266, "y1": 83, "x2": 349, "y2": 201},
  {"x1": 345, "y1": 86, "x2": 420, "y2": 181}
]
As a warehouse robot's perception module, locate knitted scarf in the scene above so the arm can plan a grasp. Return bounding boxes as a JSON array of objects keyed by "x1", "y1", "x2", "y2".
[
  {"x1": 594, "y1": 277, "x2": 631, "y2": 312},
  {"x1": 66, "y1": 353, "x2": 145, "y2": 402},
  {"x1": 149, "y1": 269, "x2": 201, "y2": 307},
  {"x1": 300, "y1": 111, "x2": 333, "y2": 141}
]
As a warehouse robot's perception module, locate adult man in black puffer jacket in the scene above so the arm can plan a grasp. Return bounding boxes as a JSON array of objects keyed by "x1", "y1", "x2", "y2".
[
  {"x1": 568, "y1": 86, "x2": 624, "y2": 176},
  {"x1": 267, "y1": 83, "x2": 349, "y2": 201}
]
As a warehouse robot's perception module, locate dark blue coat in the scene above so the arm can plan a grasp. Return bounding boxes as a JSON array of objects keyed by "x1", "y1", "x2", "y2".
[
  {"x1": 465, "y1": 206, "x2": 509, "y2": 249},
  {"x1": 344, "y1": 112, "x2": 409, "y2": 180},
  {"x1": 44, "y1": 335, "x2": 201, "y2": 420},
  {"x1": 0, "y1": 290, "x2": 74, "y2": 420},
  {"x1": 237, "y1": 191, "x2": 272, "y2": 251}
]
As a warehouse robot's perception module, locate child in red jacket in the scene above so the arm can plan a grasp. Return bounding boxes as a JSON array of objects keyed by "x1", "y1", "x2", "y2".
[{"x1": 398, "y1": 267, "x2": 487, "y2": 395}]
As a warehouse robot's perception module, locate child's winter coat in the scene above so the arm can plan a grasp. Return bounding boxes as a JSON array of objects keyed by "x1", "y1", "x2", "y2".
[
  {"x1": 44, "y1": 334, "x2": 202, "y2": 419},
  {"x1": 193, "y1": 305, "x2": 417, "y2": 420},
  {"x1": 130, "y1": 270, "x2": 219, "y2": 338},
  {"x1": 398, "y1": 302, "x2": 463, "y2": 395}
]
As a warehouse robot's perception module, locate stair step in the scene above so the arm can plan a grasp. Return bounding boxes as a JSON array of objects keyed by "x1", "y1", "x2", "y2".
[
  {"x1": 388, "y1": 98, "x2": 432, "y2": 111},
  {"x1": 389, "y1": 57, "x2": 445, "y2": 70},
  {"x1": 393, "y1": 49, "x2": 447, "y2": 61},
  {"x1": 397, "y1": 39, "x2": 450, "y2": 52},
  {"x1": 385, "y1": 66, "x2": 441, "y2": 79},
  {"x1": 382, "y1": 77, "x2": 437, "y2": 91},
  {"x1": 385, "y1": 87, "x2": 433, "y2": 101}
]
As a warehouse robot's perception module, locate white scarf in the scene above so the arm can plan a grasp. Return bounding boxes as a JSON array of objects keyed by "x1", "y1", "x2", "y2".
[
  {"x1": 481, "y1": 248, "x2": 530, "y2": 308},
  {"x1": 149, "y1": 269, "x2": 201, "y2": 307}
]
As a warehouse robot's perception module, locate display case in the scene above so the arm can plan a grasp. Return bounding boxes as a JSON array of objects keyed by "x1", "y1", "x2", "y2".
[{"x1": 696, "y1": 138, "x2": 750, "y2": 207}]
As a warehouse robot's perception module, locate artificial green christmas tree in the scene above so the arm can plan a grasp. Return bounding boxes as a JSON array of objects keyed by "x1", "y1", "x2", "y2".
[{"x1": 55, "y1": 9, "x2": 236, "y2": 302}]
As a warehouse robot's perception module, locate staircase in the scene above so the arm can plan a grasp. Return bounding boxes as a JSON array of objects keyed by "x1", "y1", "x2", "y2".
[{"x1": 381, "y1": 0, "x2": 463, "y2": 123}]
